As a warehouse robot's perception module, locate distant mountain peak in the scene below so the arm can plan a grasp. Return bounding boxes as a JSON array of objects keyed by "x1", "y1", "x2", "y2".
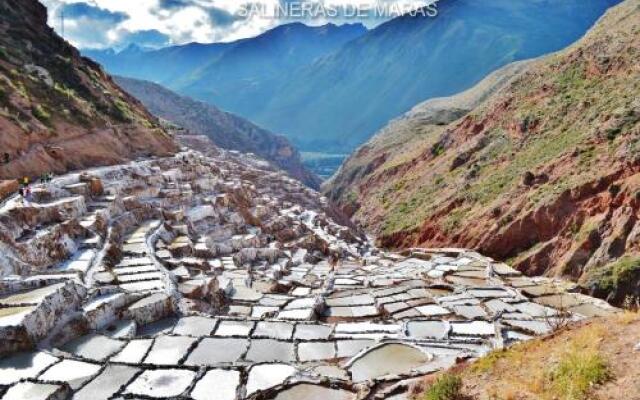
[{"x1": 118, "y1": 43, "x2": 151, "y2": 55}]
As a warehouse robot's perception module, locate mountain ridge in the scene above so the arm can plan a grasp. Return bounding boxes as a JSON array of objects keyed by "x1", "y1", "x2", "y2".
[
  {"x1": 114, "y1": 76, "x2": 321, "y2": 189},
  {"x1": 86, "y1": 0, "x2": 620, "y2": 157},
  {"x1": 324, "y1": 0, "x2": 640, "y2": 305},
  {"x1": 84, "y1": 22, "x2": 367, "y2": 91},
  {"x1": 250, "y1": 0, "x2": 622, "y2": 151}
]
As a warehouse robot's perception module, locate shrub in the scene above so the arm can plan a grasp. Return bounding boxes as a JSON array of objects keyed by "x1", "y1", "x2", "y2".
[
  {"x1": 431, "y1": 143, "x2": 445, "y2": 157},
  {"x1": 606, "y1": 127, "x2": 622, "y2": 141},
  {"x1": 595, "y1": 256, "x2": 640, "y2": 292},
  {"x1": 32, "y1": 104, "x2": 51, "y2": 122},
  {"x1": 113, "y1": 98, "x2": 132, "y2": 122},
  {"x1": 423, "y1": 374, "x2": 463, "y2": 400},
  {"x1": 547, "y1": 350, "x2": 610, "y2": 400}
]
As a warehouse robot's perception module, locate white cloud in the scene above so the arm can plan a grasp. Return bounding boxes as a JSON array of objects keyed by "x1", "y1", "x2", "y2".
[{"x1": 40, "y1": 0, "x2": 434, "y2": 49}]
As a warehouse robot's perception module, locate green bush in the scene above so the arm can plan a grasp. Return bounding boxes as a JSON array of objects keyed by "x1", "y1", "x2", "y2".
[
  {"x1": 113, "y1": 98, "x2": 132, "y2": 122},
  {"x1": 594, "y1": 256, "x2": 640, "y2": 292},
  {"x1": 606, "y1": 127, "x2": 622, "y2": 141},
  {"x1": 547, "y1": 350, "x2": 610, "y2": 400},
  {"x1": 423, "y1": 374, "x2": 463, "y2": 400},
  {"x1": 32, "y1": 104, "x2": 51, "y2": 122},
  {"x1": 431, "y1": 143, "x2": 445, "y2": 157}
]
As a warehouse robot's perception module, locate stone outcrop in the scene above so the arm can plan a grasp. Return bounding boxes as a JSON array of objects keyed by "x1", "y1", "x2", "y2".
[{"x1": 0, "y1": 180, "x2": 19, "y2": 201}]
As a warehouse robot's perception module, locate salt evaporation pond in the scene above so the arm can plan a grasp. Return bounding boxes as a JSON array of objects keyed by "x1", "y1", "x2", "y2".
[{"x1": 348, "y1": 343, "x2": 433, "y2": 382}]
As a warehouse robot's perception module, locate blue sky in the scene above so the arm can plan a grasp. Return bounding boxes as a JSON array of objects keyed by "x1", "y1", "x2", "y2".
[{"x1": 41, "y1": 0, "x2": 435, "y2": 50}]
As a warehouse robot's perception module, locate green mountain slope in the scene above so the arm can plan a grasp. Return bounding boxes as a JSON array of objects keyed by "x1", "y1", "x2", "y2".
[{"x1": 325, "y1": 0, "x2": 640, "y2": 305}]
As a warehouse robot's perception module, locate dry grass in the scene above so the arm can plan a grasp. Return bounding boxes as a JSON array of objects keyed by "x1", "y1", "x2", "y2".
[
  {"x1": 473, "y1": 322, "x2": 610, "y2": 400},
  {"x1": 616, "y1": 308, "x2": 640, "y2": 325},
  {"x1": 415, "y1": 314, "x2": 640, "y2": 400},
  {"x1": 421, "y1": 374, "x2": 464, "y2": 400}
]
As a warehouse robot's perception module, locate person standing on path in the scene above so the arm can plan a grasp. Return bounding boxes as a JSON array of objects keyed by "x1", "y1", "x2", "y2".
[{"x1": 24, "y1": 185, "x2": 32, "y2": 206}]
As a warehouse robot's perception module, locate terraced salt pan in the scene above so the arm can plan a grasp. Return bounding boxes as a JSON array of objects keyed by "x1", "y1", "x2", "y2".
[
  {"x1": 406, "y1": 321, "x2": 450, "y2": 339},
  {"x1": 298, "y1": 341, "x2": 336, "y2": 362},
  {"x1": 450, "y1": 321, "x2": 495, "y2": 337},
  {"x1": 172, "y1": 316, "x2": 217, "y2": 336},
  {"x1": 191, "y1": 369, "x2": 240, "y2": 400},
  {"x1": 415, "y1": 305, "x2": 451, "y2": 317},
  {"x1": 143, "y1": 335, "x2": 196, "y2": 365},
  {"x1": 246, "y1": 363, "x2": 296, "y2": 396},
  {"x1": 2, "y1": 381, "x2": 66, "y2": 400},
  {"x1": 271, "y1": 384, "x2": 355, "y2": 400},
  {"x1": 253, "y1": 321, "x2": 294, "y2": 340},
  {"x1": 0, "y1": 352, "x2": 58, "y2": 385},
  {"x1": 39, "y1": 359, "x2": 102, "y2": 389},
  {"x1": 215, "y1": 320, "x2": 254, "y2": 336},
  {"x1": 0, "y1": 283, "x2": 65, "y2": 306},
  {"x1": 111, "y1": 339, "x2": 153, "y2": 363},
  {"x1": 125, "y1": 369, "x2": 196, "y2": 398},
  {"x1": 61, "y1": 333, "x2": 125, "y2": 361},
  {"x1": 336, "y1": 340, "x2": 375, "y2": 358},
  {"x1": 347, "y1": 343, "x2": 433, "y2": 382},
  {"x1": 246, "y1": 339, "x2": 296, "y2": 363},
  {"x1": 186, "y1": 338, "x2": 248, "y2": 365},
  {"x1": 0, "y1": 306, "x2": 35, "y2": 326},
  {"x1": 0, "y1": 152, "x2": 621, "y2": 400}
]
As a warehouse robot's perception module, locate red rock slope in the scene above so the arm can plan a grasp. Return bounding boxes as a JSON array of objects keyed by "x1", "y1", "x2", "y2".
[
  {"x1": 0, "y1": 0, "x2": 177, "y2": 181},
  {"x1": 325, "y1": 0, "x2": 640, "y2": 305}
]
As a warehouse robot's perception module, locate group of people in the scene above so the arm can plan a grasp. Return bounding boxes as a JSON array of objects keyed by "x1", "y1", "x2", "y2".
[
  {"x1": 18, "y1": 177, "x2": 32, "y2": 206},
  {"x1": 16, "y1": 172, "x2": 53, "y2": 206},
  {"x1": 39, "y1": 172, "x2": 53, "y2": 183}
]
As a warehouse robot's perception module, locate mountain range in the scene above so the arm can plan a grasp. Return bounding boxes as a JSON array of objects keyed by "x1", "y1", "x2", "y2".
[
  {"x1": 85, "y1": 0, "x2": 621, "y2": 154},
  {"x1": 84, "y1": 22, "x2": 368, "y2": 119}
]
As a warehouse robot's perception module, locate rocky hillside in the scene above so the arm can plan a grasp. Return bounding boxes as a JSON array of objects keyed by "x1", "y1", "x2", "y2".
[
  {"x1": 0, "y1": 0, "x2": 177, "y2": 181},
  {"x1": 114, "y1": 76, "x2": 321, "y2": 189},
  {"x1": 325, "y1": 59, "x2": 534, "y2": 215},
  {"x1": 325, "y1": 0, "x2": 640, "y2": 305}
]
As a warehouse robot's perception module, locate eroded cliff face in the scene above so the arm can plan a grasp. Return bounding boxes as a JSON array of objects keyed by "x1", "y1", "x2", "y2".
[
  {"x1": 325, "y1": 0, "x2": 640, "y2": 305},
  {"x1": 0, "y1": 0, "x2": 177, "y2": 181}
]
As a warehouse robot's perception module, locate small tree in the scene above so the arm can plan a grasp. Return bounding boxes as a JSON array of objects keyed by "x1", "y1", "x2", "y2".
[{"x1": 544, "y1": 294, "x2": 572, "y2": 332}]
